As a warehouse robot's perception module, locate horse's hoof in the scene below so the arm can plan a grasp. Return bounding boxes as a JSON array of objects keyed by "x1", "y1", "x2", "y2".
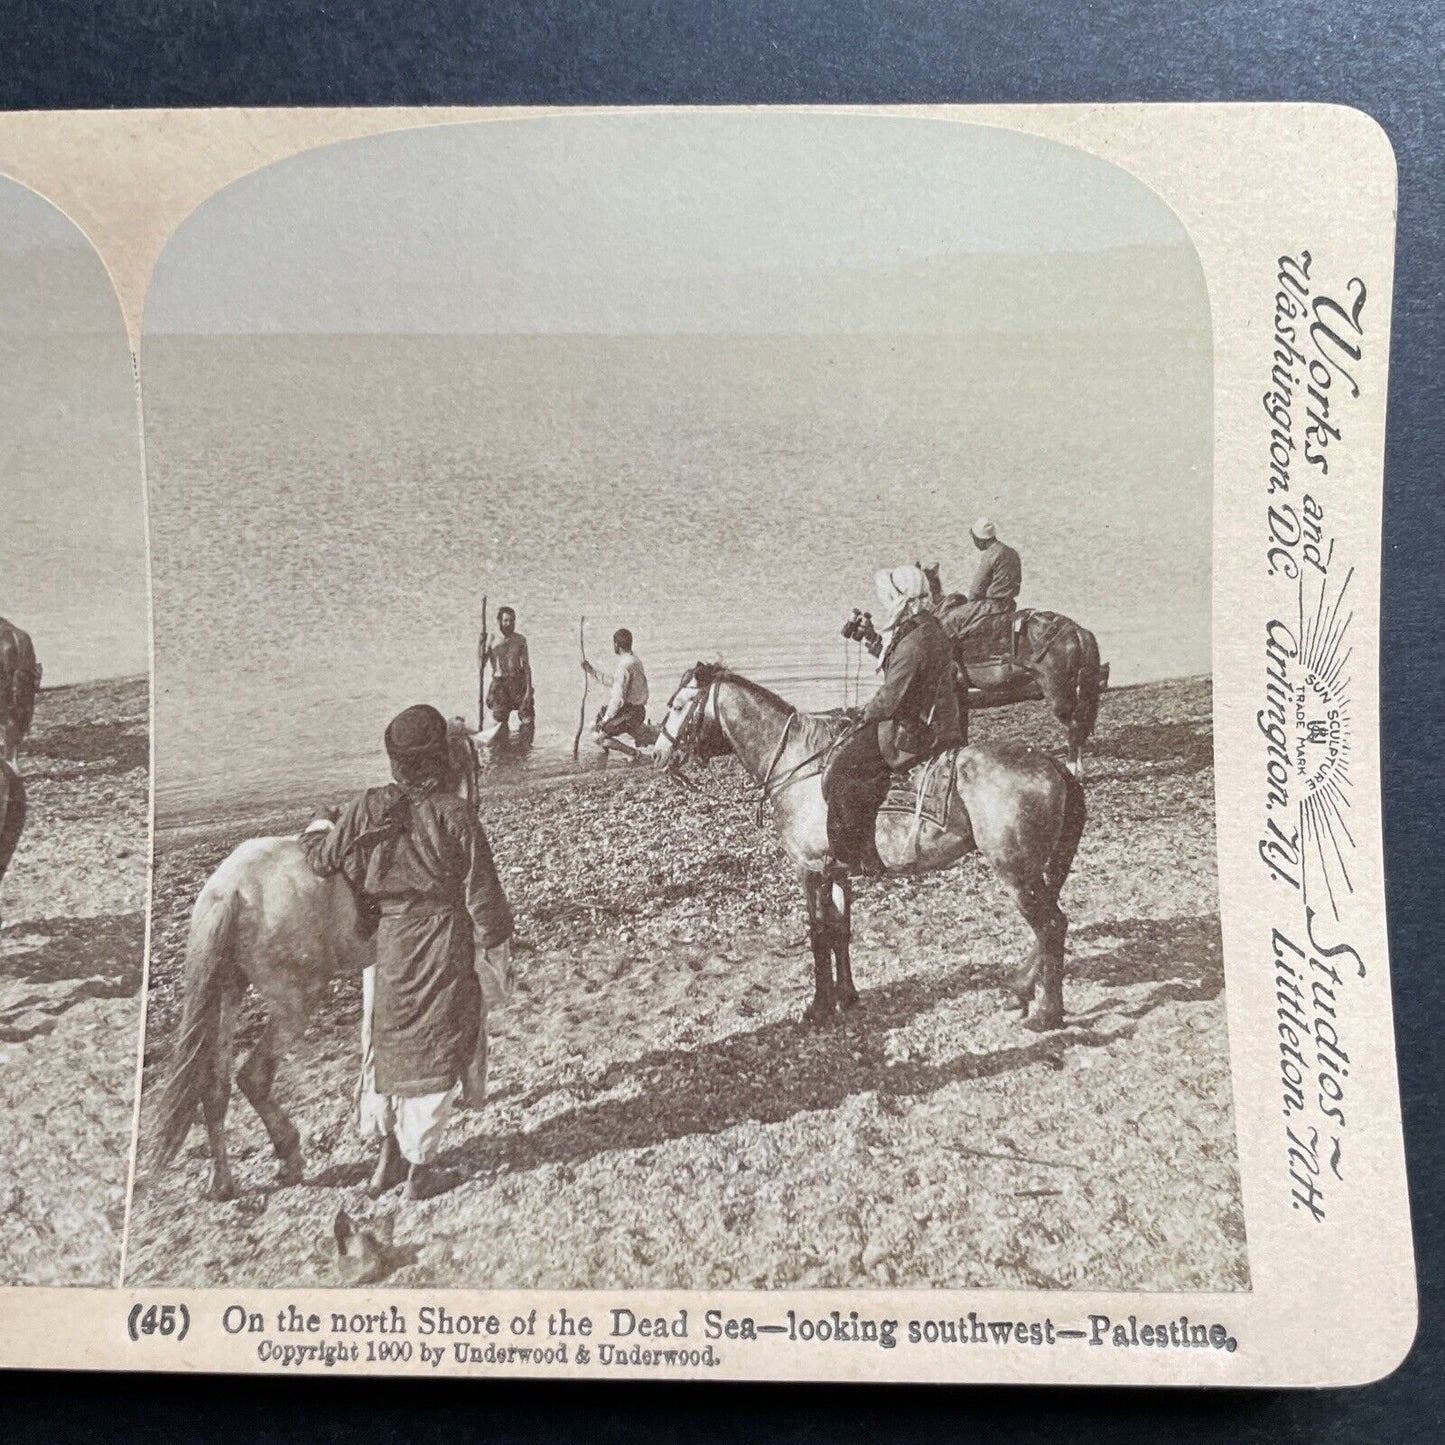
[
  {"x1": 206, "y1": 1178, "x2": 238, "y2": 1203},
  {"x1": 1022, "y1": 1009, "x2": 1064, "y2": 1033},
  {"x1": 802, "y1": 1003, "x2": 834, "y2": 1027},
  {"x1": 838, "y1": 990, "x2": 861, "y2": 1011},
  {"x1": 276, "y1": 1151, "x2": 304, "y2": 1187}
]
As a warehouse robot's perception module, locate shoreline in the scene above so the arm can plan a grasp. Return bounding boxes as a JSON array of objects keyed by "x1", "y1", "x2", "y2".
[
  {"x1": 132, "y1": 675, "x2": 1246, "y2": 1293},
  {"x1": 153, "y1": 672, "x2": 1212, "y2": 849}
]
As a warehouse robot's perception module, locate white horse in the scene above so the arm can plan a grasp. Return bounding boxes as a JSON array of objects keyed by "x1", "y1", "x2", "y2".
[
  {"x1": 150, "y1": 734, "x2": 482, "y2": 1200},
  {"x1": 148, "y1": 820, "x2": 373, "y2": 1200}
]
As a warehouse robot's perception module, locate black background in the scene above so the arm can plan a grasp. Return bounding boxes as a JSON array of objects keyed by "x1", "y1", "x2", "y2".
[{"x1": 2, "y1": 2, "x2": 1441, "y2": 1440}]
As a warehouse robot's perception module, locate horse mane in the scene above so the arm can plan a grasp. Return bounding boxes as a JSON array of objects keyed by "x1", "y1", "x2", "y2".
[{"x1": 693, "y1": 664, "x2": 851, "y2": 751}]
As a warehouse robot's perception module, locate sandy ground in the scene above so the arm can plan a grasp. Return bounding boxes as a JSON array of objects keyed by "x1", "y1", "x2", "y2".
[
  {"x1": 128, "y1": 677, "x2": 1247, "y2": 1293},
  {"x1": 0, "y1": 678, "x2": 148, "y2": 1286}
]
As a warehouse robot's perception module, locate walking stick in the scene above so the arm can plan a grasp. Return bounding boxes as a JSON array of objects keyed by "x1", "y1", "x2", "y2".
[
  {"x1": 571, "y1": 615, "x2": 589, "y2": 760},
  {"x1": 477, "y1": 595, "x2": 489, "y2": 731}
]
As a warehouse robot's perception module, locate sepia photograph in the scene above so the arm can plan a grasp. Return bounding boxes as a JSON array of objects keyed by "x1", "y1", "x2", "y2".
[
  {"x1": 125, "y1": 112, "x2": 1242, "y2": 1294},
  {"x1": 0, "y1": 178, "x2": 149, "y2": 1285}
]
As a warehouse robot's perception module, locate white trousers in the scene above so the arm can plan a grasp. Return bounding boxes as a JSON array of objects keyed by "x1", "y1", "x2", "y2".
[
  {"x1": 360, "y1": 1079, "x2": 460, "y2": 1166},
  {"x1": 357, "y1": 941, "x2": 509, "y2": 1165},
  {"x1": 357, "y1": 966, "x2": 466, "y2": 1166}
]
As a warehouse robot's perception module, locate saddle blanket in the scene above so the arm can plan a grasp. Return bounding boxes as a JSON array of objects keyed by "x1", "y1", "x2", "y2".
[{"x1": 878, "y1": 750, "x2": 958, "y2": 831}]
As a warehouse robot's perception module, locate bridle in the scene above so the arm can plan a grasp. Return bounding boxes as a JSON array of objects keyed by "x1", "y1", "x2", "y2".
[
  {"x1": 660, "y1": 669, "x2": 838, "y2": 823},
  {"x1": 657, "y1": 674, "x2": 716, "y2": 780}
]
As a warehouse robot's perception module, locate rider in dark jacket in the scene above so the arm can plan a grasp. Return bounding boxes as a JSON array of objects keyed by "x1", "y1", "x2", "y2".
[{"x1": 825, "y1": 566, "x2": 963, "y2": 874}]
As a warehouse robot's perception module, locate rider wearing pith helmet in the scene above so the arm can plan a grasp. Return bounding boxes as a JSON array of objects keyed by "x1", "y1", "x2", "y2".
[
  {"x1": 962, "y1": 517, "x2": 1022, "y2": 616},
  {"x1": 823, "y1": 565, "x2": 963, "y2": 875}
]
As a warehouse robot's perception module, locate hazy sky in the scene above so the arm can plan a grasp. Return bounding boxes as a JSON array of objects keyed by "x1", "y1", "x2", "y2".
[
  {"x1": 0, "y1": 178, "x2": 148, "y2": 683},
  {"x1": 0, "y1": 190, "x2": 90, "y2": 251},
  {"x1": 146, "y1": 113, "x2": 1190, "y2": 335}
]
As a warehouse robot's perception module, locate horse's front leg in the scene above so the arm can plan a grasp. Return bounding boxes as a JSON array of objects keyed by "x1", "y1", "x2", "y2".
[
  {"x1": 235, "y1": 995, "x2": 304, "y2": 1187},
  {"x1": 800, "y1": 869, "x2": 835, "y2": 1025}
]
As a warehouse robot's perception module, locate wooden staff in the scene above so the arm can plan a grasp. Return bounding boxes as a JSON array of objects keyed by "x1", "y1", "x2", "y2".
[
  {"x1": 571, "y1": 614, "x2": 589, "y2": 760},
  {"x1": 477, "y1": 595, "x2": 489, "y2": 730}
]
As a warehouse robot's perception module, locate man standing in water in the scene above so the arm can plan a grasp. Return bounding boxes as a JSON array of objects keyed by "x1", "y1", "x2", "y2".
[
  {"x1": 484, "y1": 606, "x2": 535, "y2": 731},
  {"x1": 584, "y1": 627, "x2": 650, "y2": 744},
  {"x1": 305, "y1": 704, "x2": 514, "y2": 1201},
  {"x1": 824, "y1": 566, "x2": 962, "y2": 874}
]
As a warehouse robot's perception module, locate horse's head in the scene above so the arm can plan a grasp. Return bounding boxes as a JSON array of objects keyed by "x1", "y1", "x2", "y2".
[{"x1": 654, "y1": 662, "x2": 732, "y2": 773}]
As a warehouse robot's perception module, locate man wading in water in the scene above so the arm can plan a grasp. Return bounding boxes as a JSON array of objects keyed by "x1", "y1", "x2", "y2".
[
  {"x1": 485, "y1": 606, "x2": 535, "y2": 730},
  {"x1": 584, "y1": 628, "x2": 650, "y2": 745},
  {"x1": 305, "y1": 704, "x2": 515, "y2": 1201}
]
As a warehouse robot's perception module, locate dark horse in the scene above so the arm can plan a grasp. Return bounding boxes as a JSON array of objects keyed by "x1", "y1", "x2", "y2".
[
  {"x1": 655, "y1": 665, "x2": 1085, "y2": 1030},
  {"x1": 0, "y1": 618, "x2": 41, "y2": 764},
  {"x1": 919, "y1": 565, "x2": 1106, "y2": 777},
  {"x1": 0, "y1": 761, "x2": 25, "y2": 927}
]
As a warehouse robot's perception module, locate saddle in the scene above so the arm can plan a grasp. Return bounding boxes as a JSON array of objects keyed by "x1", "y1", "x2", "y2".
[{"x1": 878, "y1": 749, "x2": 959, "y2": 833}]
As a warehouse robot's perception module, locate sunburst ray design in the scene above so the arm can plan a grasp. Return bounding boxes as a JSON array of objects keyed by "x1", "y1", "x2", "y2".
[{"x1": 1296, "y1": 566, "x2": 1355, "y2": 918}]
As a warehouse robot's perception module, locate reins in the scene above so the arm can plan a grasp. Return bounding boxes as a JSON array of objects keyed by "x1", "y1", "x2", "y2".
[{"x1": 664, "y1": 674, "x2": 837, "y2": 826}]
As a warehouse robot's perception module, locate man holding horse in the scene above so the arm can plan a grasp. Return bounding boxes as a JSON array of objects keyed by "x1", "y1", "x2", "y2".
[
  {"x1": 305, "y1": 703, "x2": 515, "y2": 1201},
  {"x1": 824, "y1": 565, "x2": 963, "y2": 875}
]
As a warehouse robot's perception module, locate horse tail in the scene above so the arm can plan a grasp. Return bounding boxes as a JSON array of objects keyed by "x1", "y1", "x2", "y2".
[
  {"x1": 0, "y1": 761, "x2": 25, "y2": 888},
  {"x1": 1069, "y1": 624, "x2": 1104, "y2": 757},
  {"x1": 149, "y1": 887, "x2": 242, "y2": 1175},
  {"x1": 1044, "y1": 761, "x2": 1087, "y2": 901}
]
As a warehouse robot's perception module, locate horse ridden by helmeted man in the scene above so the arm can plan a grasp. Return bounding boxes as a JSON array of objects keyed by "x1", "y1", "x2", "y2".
[{"x1": 656, "y1": 563, "x2": 1085, "y2": 1030}]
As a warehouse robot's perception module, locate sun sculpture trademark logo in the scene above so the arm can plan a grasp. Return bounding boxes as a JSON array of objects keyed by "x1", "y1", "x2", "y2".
[{"x1": 1293, "y1": 568, "x2": 1354, "y2": 917}]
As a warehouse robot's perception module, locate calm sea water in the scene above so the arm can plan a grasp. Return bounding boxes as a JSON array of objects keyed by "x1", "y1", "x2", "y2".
[
  {"x1": 0, "y1": 331, "x2": 147, "y2": 686},
  {"x1": 146, "y1": 332, "x2": 1210, "y2": 826}
]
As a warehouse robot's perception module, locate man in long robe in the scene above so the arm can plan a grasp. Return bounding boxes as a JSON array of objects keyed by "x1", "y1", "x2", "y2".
[
  {"x1": 305, "y1": 703, "x2": 514, "y2": 1201},
  {"x1": 824, "y1": 566, "x2": 963, "y2": 874}
]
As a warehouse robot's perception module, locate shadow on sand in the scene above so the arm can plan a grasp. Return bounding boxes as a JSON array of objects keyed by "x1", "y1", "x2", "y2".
[
  {"x1": 23, "y1": 718, "x2": 148, "y2": 779},
  {"x1": 0, "y1": 912, "x2": 143, "y2": 1041},
  {"x1": 1085, "y1": 719, "x2": 1214, "y2": 783},
  {"x1": 320, "y1": 910, "x2": 1226, "y2": 1189}
]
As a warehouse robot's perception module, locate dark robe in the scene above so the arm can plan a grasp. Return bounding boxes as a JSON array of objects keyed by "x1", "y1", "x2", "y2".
[
  {"x1": 306, "y1": 784, "x2": 513, "y2": 1096},
  {"x1": 824, "y1": 609, "x2": 964, "y2": 866},
  {"x1": 860, "y1": 610, "x2": 964, "y2": 767}
]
